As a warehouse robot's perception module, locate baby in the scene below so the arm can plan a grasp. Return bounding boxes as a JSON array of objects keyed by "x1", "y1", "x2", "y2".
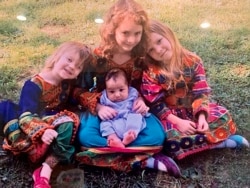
[{"x1": 100, "y1": 68, "x2": 149, "y2": 148}]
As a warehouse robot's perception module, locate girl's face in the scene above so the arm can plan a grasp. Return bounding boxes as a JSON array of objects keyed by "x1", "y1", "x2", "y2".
[
  {"x1": 106, "y1": 75, "x2": 129, "y2": 102},
  {"x1": 115, "y1": 17, "x2": 143, "y2": 53},
  {"x1": 147, "y1": 32, "x2": 173, "y2": 62},
  {"x1": 53, "y1": 50, "x2": 83, "y2": 80}
]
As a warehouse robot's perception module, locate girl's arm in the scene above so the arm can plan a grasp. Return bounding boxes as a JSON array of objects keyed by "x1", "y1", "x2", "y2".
[
  {"x1": 73, "y1": 54, "x2": 103, "y2": 115},
  {"x1": 19, "y1": 79, "x2": 42, "y2": 114},
  {"x1": 18, "y1": 80, "x2": 52, "y2": 142},
  {"x1": 96, "y1": 103, "x2": 117, "y2": 120},
  {"x1": 190, "y1": 58, "x2": 211, "y2": 132},
  {"x1": 191, "y1": 60, "x2": 211, "y2": 120},
  {"x1": 141, "y1": 70, "x2": 170, "y2": 119},
  {"x1": 141, "y1": 71, "x2": 166, "y2": 104},
  {"x1": 167, "y1": 114, "x2": 197, "y2": 135},
  {"x1": 132, "y1": 96, "x2": 149, "y2": 115},
  {"x1": 141, "y1": 71, "x2": 197, "y2": 134},
  {"x1": 97, "y1": 92, "x2": 117, "y2": 120}
]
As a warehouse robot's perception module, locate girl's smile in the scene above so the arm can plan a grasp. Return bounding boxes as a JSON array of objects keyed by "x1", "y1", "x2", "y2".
[
  {"x1": 115, "y1": 17, "x2": 143, "y2": 53},
  {"x1": 148, "y1": 32, "x2": 173, "y2": 62}
]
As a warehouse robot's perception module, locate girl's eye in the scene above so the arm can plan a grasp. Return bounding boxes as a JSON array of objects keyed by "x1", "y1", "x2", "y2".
[
  {"x1": 77, "y1": 63, "x2": 84, "y2": 70},
  {"x1": 119, "y1": 89, "x2": 124, "y2": 92},
  {"x1": 157, "y1": 38, "x2": 162, "y2": 44},
  {"x1": 68, "y1": 58, "x2": 73, "y2": 62},
  {"x1": 78, "y1": 65, "x2": 83, "y2": 70},
  {"x1": 148, "y1": 48, "x2": 153, "y2": 53}
]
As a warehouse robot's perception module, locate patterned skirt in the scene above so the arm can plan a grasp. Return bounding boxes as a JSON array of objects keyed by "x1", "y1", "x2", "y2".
[
  {"x1": 162, "y1": 103, "x2": 237, "y2": 160},
  {"x1": 75, "y1": 111, "x2": 165, "y2": 172},
  {"x1": 76, "y1": 146, "x2": 162, "y2": 172}
]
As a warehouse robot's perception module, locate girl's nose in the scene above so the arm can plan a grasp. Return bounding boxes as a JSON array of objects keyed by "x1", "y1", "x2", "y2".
[
  {"x1": 155, "y1": 45, "x2": 162, "y2": 54},
  {"x1": 69, "y1": 62, "x2": 77, "y2": 69},
  {"x1": 127, "y1": 36, "x2": 136, "y2": 43}
]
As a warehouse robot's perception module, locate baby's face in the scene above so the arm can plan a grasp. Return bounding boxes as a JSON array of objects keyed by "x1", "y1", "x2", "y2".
[{"x1": 105, "y1": 76, "x2": 129, "y2": 102}]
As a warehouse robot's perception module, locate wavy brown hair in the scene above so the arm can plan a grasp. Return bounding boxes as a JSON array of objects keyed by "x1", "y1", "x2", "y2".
[{"x1": 100, "y1": 0, "x2": 149, "y2": 58}]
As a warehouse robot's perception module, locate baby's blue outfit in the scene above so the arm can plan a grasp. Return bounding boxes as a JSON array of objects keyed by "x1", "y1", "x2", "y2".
[{"x1": 100, "y1": 87, "x2": 147, "y2": 139}]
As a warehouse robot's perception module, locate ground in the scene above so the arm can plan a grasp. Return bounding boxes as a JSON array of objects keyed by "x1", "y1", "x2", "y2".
[{"x1": 0, "y1": 132, "x2": 249, "y2": 188}]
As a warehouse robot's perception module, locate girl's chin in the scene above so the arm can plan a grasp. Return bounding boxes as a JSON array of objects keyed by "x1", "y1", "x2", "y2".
[
  {"x1": 160, "y1": 56, "x2": 170, "y2": 62},
  {"x1": 61, "y1": 74, "x2": 74, "y2": 80},
  {"x1": 121, "y1": 46, "x2": 134, "y2": 52},
  {"x1": 62, "y1": 71, "x2": 75, "y2": 79}
]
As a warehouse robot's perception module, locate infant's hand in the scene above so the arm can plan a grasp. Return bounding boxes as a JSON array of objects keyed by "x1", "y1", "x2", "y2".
[{"x1": 41, "y1": 129, "x2": 58, "y2": 145}]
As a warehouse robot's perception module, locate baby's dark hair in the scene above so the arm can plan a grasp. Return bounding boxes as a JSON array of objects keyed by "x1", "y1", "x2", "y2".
[{"x1": 105, "y1": 68, "x2": 130, "y2": 86}]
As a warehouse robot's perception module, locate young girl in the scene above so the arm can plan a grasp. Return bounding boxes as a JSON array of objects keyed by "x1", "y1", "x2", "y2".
[
  {"x1": 74, "y1": 0, "x2": 181, "y2": 178},
  {"x1": 0, "y1": 41, "x2": 92, "y2": 188},
  {"x1": 100, "y1": 68, "x2": 148, "y2": 148},
  {"x1": 141, "y1": 20, "x2": 249, "y2": 160}
]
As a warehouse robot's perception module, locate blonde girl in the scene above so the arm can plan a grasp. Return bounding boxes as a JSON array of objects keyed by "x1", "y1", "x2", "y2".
[
  {"x1": 141, "y1": 20, "x2": 249, "y2": 160},
  {"x1": 0, "y1": 41, "x2": 92, "y2": 188}
]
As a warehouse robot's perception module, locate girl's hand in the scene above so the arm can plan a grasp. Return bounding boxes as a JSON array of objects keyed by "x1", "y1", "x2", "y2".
[
  {"x1": 175, "y1": 119, "x2": 197, "y2": 135},
  {"x1": 41, "y1": 129, "x2": 58, "y2": 145},
  {"x1": 196, "y1": 113, "x2": 209, "y2": 133},
  {"x1": 96, "y1": 103, "x2": 117, "y2": 120},
  {"x1": 132, "y1": 97, "x2": 149, "y2": 115}
]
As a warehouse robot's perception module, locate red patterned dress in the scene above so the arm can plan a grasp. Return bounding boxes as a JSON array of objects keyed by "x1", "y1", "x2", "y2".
[{"x1": 141, "y1": 52, "x2": 237, "y2": 160}]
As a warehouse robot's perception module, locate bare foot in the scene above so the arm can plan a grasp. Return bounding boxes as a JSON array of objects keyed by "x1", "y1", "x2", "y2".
[
  {"x1": 107, "y1": 134, "x2": 125, "y2": 148},
  {"x1": 122, "y1": 130, "x2": 136, "y2": 145}
]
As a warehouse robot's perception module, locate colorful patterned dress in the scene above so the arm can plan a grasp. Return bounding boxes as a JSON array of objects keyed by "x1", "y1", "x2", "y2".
[
  {"x1": 0, "y1": 75, "x2": 79, "y2": 163},
  {"x1": 141, "y1": 52, "x2": 237, "y2": 160},
  {"x1": 74, "y1": 47, "x2": 164, "y2": 172}
]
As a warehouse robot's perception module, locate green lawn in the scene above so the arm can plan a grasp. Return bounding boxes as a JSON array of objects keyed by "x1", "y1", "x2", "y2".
[{"x1": 0, "y1": 0, "x2": 249, "y2": 187}]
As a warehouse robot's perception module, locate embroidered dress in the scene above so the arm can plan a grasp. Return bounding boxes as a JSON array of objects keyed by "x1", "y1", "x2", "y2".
[
  {"x1": 141, "y1": 52, "x2": 237, "y2": 160},
  {"x1": 74, "y1": 47, "x2": 164, "y2": 172},
  {"x1": 0, "y1": 75, "x2": 79, "y2": 163}
]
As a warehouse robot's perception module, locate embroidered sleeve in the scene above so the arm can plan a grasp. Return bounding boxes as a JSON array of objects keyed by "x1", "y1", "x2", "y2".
[
  {"x1": 17, "y1": 80, "x2": 51, "y2": 142},
  {"x1": 141, "y1": 71, "x2": 165, "y2": 103},
  {"x1": 191, "y1": 60, "x2": 211, "y2": 119},
  {"x1": 141, "y1": 70, "x2": 171, "y2": 119},
  {"x1": 73, "y1": 50, "x2": 102, "y2": 115},
  {"x1": 78, "y1": 92, "x2": 101, "y2": 115},
  {"x1": 19, "y1": 112, "x2": 51, "y2": 143},
  {"x1": 18, "y1": 79, "x2": 42, "y2": 114}
]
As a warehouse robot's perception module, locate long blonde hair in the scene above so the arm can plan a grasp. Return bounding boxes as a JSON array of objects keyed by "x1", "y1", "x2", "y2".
[
  {"x1": 100, "y1": 0, "x2": 149, "y2": 58},
  {"x1": 147, "y1": 20, "x2": 187, "y2": 81},
  {"x1": 43, "y1": 41, "x2": 92, "y2": 71}
]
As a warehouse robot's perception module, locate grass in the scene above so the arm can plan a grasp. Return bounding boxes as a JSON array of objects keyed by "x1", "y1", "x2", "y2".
[{"x1": 0, "y1": 0, "x2": 249, "y2": 187}]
